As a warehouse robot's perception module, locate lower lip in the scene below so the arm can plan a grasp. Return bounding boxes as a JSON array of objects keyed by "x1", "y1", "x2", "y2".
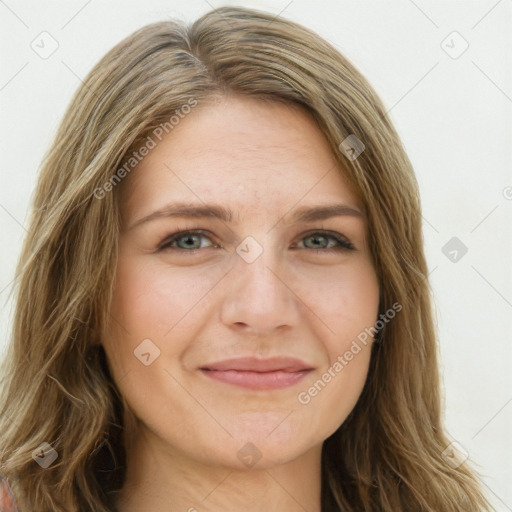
[{"x1": 200, "y1": 369, "x2": 312, "y2": 390}]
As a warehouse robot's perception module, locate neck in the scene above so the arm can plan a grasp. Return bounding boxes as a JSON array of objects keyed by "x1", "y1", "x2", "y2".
[{"x1": 114, "y1": 426, "x2": 323, "y2": 512}]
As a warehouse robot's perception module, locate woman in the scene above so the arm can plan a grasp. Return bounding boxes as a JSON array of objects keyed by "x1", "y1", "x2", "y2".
[{"x1": 0, "y1": 6, "x2": 492, "y2": 512}]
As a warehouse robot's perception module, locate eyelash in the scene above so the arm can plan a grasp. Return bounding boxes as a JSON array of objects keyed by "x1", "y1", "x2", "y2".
[{"x1": 157, "y1": 229, "x2": 356, "y2": 253}]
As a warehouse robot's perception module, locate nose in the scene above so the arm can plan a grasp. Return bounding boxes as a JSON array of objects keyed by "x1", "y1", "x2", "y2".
[{"x1": 220, "y1": 245, "x2": 301, "y2": 335}]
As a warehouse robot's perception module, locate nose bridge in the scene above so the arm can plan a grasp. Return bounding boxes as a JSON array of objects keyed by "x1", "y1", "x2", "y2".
[
  {"x1": 237, "y1": 244, "x2": 282, "y2": 295},
  {"x1": 221, "y1": 236, "x2": 300, "y2": 332}
]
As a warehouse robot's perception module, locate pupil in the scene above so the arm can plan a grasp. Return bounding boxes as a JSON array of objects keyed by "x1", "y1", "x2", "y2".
[
  {"x1": 181, "y1": 236, "x2": 198, "y2": 248},
  {"x1": 309, "y1": 235, "x2": 326, "y2": 248}
]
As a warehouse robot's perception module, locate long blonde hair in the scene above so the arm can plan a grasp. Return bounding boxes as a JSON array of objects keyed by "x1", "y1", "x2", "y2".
[{"x1": 0, "y1": 6, "x2": 492, "y2": 511}]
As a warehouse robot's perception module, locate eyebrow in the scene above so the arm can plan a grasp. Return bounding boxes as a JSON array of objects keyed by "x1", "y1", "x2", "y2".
[{"x1": 127, "y1": 201, "x2": 364, "y2": 231}]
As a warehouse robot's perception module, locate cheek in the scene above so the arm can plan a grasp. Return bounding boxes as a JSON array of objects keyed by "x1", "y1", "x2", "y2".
[
  {"x1": 102, "y1": 255, "x2": 225, "y2": 436},
  {"x1": 103, "y1": 250, "x2": 231, "y2": 390},
  {"x1": 295, "y1": 255, "x2": 380, "y2": 340},
  {"x1": 109, "y1": 253, "x2": 223, "y2": 339},
  {"x1": 294, "y1": 258, "x2": 379, "y2": 434}
]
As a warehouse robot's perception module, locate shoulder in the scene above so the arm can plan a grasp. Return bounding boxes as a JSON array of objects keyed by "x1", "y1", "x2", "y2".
[{"x1": 0, "y1": 477, "x2": 18, "y2": 512}]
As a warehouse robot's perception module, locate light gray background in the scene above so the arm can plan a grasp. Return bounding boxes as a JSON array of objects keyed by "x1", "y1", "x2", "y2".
[{"x1": 1, "y1": 1, "x2": 511, "y2": 509}]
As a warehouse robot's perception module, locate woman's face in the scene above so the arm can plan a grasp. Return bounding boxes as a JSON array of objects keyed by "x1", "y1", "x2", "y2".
[{"x1": 102, "y1": 95, "x2": 379, "y2": 470}]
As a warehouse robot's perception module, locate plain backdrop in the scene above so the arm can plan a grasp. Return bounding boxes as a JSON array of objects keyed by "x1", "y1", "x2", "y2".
[{"x1": 1, "y1": 1, "x2": 511, "y2": 510}]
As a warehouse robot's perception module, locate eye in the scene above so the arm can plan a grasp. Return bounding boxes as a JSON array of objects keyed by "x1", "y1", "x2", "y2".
[
  {"x1": 157, "y1": 229, "x2": 355, "y2": 253},
  {"x1": 158, "y1": 230, "x2": 217, "y2": 251},
  {"x1": 294, "y1": 230, "x2": 355, "y2": 252}
]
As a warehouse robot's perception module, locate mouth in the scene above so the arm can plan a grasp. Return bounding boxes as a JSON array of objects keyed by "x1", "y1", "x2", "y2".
[{"x1": 199, "y1": 356, "x2": 314, "y2": 390}]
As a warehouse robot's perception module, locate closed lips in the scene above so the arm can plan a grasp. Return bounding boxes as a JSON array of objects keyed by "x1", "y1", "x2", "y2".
[
  {"x1": 199, "y1": 356, "x2": 314, "y2": 372},
  {"x1": 199, "y1": 357, "x2": 314, "y2": 390}
]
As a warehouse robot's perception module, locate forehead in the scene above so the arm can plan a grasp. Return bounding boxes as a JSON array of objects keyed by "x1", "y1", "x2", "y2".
[{"x1": 119, "y1": 95, "x2": 362, "y2": 223}]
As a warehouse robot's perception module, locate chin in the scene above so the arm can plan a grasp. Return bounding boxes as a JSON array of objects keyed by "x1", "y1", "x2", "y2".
[{"x1": 200, "y1": 419, "x2": 322, "y2": 470}]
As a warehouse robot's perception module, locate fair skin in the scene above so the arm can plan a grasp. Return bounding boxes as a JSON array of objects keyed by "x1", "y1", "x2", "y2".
[{"x1": 101, "y1": 95, "x2": 380, "y2": 512}]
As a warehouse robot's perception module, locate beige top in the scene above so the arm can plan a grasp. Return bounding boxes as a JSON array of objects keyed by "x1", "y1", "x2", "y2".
[{"x1": 0, "y1": 477, "x2": 17, "y2": 512}]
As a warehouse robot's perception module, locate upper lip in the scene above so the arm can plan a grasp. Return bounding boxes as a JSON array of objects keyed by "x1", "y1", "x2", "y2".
[{"x1": 200, "y1": 356, "x2": 314, "y2": 373}]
